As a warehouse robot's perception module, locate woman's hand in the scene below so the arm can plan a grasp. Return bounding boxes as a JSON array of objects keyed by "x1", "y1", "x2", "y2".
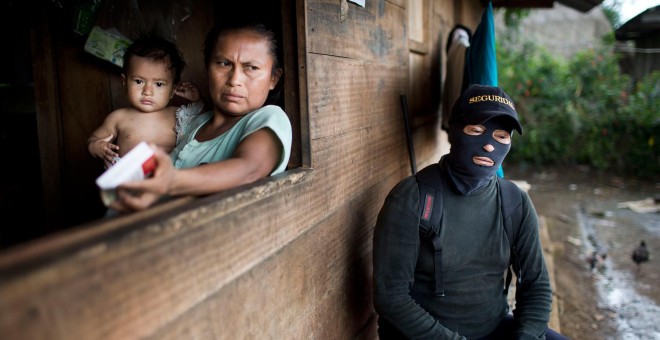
[
  {"x1": 174, "y1": 82, "x2": 201, "y2": 102},
  {"x1": 109, "y1": 145, "x2": 177, "y2": 212}
]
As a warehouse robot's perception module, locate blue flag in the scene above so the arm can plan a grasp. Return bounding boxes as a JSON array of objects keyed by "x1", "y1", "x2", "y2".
[
  {"x1": 467, "y1": 1, "x2": 497, "y2": 87},
  {"x1": 466, "y1": 1, "x2": 505, "y2": 177}
]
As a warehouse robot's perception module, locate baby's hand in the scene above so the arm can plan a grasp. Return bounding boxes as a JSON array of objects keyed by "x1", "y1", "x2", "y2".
[
  {"x1": 175, "y1": 82, "x2": 200, "y2": 102},
  {"x1": 89, "y1": 134, "x2": 119, "y2": 168}
]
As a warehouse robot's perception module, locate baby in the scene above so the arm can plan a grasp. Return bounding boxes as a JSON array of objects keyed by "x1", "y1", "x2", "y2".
[{"x1": 87, "y1": 34, "x2": 200, "y2": 168}]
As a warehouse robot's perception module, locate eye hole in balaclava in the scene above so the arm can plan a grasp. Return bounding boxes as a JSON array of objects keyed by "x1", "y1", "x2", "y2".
[{"x1": 446, "y1": 116, "x2": 514, "y2": 195}]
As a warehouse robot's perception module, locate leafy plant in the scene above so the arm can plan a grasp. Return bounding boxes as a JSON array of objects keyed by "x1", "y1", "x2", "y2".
[{"x1": 497, "y1": 33, "x2": 659, "y2": 179}]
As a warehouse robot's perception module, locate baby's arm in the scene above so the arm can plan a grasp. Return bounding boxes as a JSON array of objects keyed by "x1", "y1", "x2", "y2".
[{"x1": 88, "y1": 112, "x2": 120, "y2": 168}]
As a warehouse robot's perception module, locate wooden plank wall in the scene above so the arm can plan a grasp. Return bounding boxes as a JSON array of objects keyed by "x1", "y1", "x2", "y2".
[{"x1": 0, "y1": 0, "x2": 486, "y2": 338}]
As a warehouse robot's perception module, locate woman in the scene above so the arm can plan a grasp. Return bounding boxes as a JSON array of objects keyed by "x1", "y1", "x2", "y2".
[{"x1": 110, "y1": 23, "x2": 292, "y2": 213}]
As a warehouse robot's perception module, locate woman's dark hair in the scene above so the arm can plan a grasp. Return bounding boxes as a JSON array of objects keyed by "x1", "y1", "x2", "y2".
[
  {"x1": 123, "y1": 34, "x2": 186, "y2": 84},
  {"x1": 203, "y1": 23, "x2": 282, "y2": 105}
]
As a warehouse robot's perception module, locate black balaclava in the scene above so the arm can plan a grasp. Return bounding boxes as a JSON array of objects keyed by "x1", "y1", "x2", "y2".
[
  {"x1": 447, "y1": 118, "x2": 512, "y2": 195},
  {"x1": 445, "y1": 84, "x2": 523, "y2": 195}
]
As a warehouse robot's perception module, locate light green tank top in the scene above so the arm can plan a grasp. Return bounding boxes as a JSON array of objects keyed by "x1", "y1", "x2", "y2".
[{"x1": 170, "y1": 105, "x2": 292, "y2": 175}]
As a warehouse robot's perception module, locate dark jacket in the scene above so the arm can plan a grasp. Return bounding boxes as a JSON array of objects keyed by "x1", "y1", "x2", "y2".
[{"x1": 372, "y1": 160, "x2": 552, "y2": 339}]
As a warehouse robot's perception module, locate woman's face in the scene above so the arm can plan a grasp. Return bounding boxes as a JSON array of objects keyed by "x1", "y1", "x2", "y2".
[{"x1": 207, "y1": 30, "x2": 281, "y2": 116}]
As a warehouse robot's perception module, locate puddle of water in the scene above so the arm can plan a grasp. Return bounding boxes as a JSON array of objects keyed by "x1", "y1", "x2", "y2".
[
  {"x1": 597, "y1": 267, "x2": 660, "y2": 339},
  {"x1": 577, "y1": 208, "x2": 660, "y2": 340}
]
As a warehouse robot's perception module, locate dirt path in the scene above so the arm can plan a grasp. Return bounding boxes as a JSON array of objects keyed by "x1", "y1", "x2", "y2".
[{"x1": 506, "y1": 164, "x2": 659, "y2": 340}]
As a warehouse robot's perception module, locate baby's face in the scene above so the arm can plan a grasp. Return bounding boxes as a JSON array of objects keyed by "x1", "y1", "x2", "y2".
[{"x1": 122, "y1": 55, "x2": 175, "y2": 113}]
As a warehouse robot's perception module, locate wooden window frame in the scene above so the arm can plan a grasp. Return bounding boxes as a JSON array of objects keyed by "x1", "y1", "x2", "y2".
[{"x1": 408, "y1": 0, "x2": 430, "y2": 55}]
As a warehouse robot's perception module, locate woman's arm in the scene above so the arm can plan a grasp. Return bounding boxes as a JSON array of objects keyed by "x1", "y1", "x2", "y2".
[
  {"x1": 110, "y1": 128, "x2": 281, "y2": 212},
  {"x1": 169, "y1": 128, "x2": 280, "y2": 196}
]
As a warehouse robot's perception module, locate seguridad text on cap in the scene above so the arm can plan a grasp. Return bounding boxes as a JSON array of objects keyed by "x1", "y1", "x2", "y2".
[{"x1": 449, "y1": 84, "x2": 523, "y2": 135}]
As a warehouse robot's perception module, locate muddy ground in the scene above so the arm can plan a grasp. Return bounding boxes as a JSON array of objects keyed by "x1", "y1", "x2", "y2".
[{"x1": 507, "y1": 163, "x2": 659, "y2": 340}]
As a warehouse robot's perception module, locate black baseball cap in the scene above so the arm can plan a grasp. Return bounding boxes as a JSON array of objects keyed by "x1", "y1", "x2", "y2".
[{"x1": 449, "y1": 84, "x2": 523, "y2": 135}]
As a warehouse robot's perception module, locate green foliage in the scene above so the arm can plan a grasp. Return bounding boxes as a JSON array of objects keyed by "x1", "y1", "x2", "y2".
[
  {"x1": 601, "y1": 0, "x2": 621, "y2": 28},
  {"x1": 497, "y1": 39, "x2": 659, "y2": 179},
  {"x1": 499, "y1": 8, "x2": 531, "y2": 30}
]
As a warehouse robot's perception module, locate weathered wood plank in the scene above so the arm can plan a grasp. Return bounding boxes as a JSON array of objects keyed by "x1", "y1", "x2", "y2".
[
  {"x1": 57, "y1": 23, "x2": 116, "y2": 226},
  {"x1": 387, "y1": 0, "x2": 406, "y2": 9},
  {"x1": 305, "y1": 54, "x2": 442, "y2": 174},
  {"x1": 458, "y1": 0, "x2": 485, "y2": 27},
  {"x1": 408, "y1": 0, "x2": 429, "y2": 54},
  {"x1": 173, "y1": 0, "x2": 214, "y2": 102},
  {"x1": 308, "y1": 0, "x2": 407, "y2": 65},
  {"x1": 31, "y1": 7, "x2": 65, "y2": 227},
  {"x1": 282, "y1": 0, "x2": 309, "y2": 168},
  {"x1": 307, "y1": 54, "x2": 407, "y2": 140},
  {"x1": 0, "y1": 172, "x2": 312, "y2": 339},
  {"x1": 411, "y1": 116, "x2": 446, "y2": 168},
  {"x1": 408, "y1": 51, "x2": 433, "y2": 115},
  {"x1": 148, "y1": 177, "x2": 400, "y2": 339}
]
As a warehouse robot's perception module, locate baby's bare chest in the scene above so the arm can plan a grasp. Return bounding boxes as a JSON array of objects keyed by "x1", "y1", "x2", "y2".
[{"x1": 117, "y1": 112, "x2": 176, "y2": 154}]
